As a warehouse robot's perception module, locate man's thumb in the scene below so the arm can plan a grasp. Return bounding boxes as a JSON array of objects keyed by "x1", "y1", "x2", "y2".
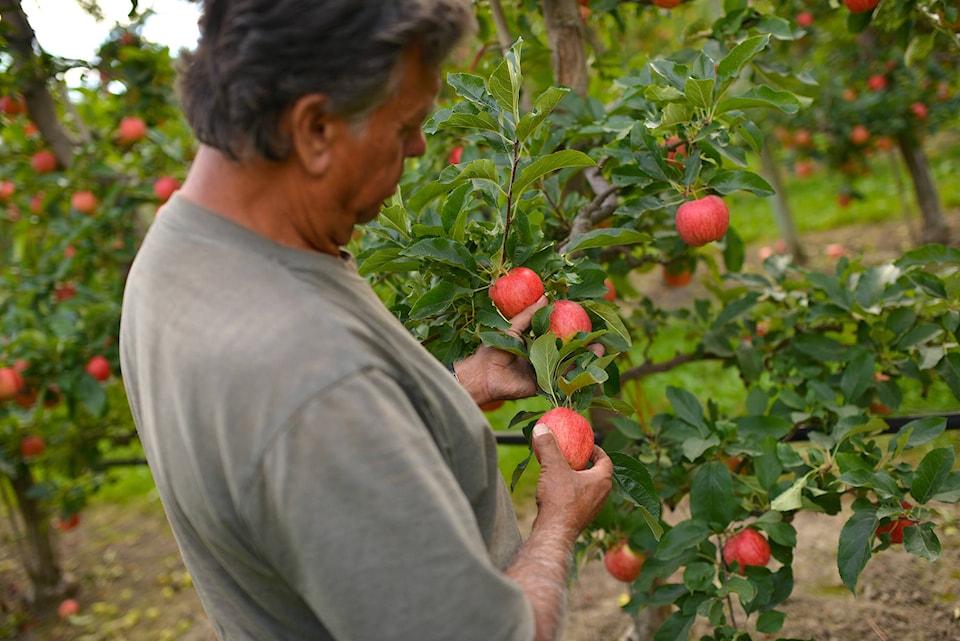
[{"x1": 532, "y1": 423, "x2": 563, "y2": 466}]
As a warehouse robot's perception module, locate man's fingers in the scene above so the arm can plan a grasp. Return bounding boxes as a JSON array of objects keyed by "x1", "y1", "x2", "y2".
[
  {"x1": 532, "y1": 423, "x2": 564, "y2": 466},
  {"x1": 506, "y1": 295, "x2": 549, "y2": 336}
]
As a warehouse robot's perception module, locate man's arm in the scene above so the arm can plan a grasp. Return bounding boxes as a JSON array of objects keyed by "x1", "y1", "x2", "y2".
[{"x1": 505, "y1": 424, "x2": 614, "y2": 641}]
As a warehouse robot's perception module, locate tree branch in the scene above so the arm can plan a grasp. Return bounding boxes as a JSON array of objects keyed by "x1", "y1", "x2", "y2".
[{"x1": 0, "y1": 0, "x2": 79, "y2": 168}]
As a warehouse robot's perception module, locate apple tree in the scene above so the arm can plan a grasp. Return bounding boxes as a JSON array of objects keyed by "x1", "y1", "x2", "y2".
[
  {"x1": 357, "y1": 2, "x2": 960, "y2": 639},
  {"x1": 0, "y1": 2, "x2": 190, "y2": 605}
]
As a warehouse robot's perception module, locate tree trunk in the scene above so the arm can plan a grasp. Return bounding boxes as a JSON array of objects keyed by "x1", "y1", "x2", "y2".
[
  {"x1": 9, "y1": 469, "x2": 70, "y2": 605},
  {"x1": 539, "y1": 0, "x2": 590, "y2": 97},
  {"x1": 760, "y1": 140, "x2": 806, "y2": 264},
  {"x1": 896, "y1": 134, "x2": 951, "y2": 245}
]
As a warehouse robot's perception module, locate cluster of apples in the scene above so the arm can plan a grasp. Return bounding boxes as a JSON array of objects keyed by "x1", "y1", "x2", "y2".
[{"x1": 489, "y1": 267, "x2": 597, "y2": 471}]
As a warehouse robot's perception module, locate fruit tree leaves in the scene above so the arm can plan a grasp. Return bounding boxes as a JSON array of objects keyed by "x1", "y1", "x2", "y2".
[
  {"x1": 512, "y1": 150, "x2": 595, "y2": 201},
  {"x1": 911, "y1": 447, "x2": 956, "y2": 504},
  {"x1": 935, "y1": 351, "x2": 960, "y2": 402},
  {"x1": 689, "y1": 461, "x2": 737, "y2": 530},
  {"x1": 837, "y1": 508, "x2": 876, "y2": 594},
  {"x1": 609, "y1": 452, "x2": 663, "y2": 540}
]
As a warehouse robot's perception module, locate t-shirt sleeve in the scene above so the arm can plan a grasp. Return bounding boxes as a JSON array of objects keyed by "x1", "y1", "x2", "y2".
[{"x1": 243, "y1": 368, "x2": 535, "y2": 641}]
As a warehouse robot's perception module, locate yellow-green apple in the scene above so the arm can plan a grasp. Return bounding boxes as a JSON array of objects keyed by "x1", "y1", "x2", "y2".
[
  {"x1": 20, "y1": 435, "x2": 45, "y2": 458},
  {"x1": 490, "y1": 267, "x2": 544, "y2": 319},
  {"x1": 117, "y1": 116, "x2": 148, "y2": 145},
  {"x1": 534, "y1": 407, "x2": 595, "y2": 470},
  {"x1": 31, "y1": 150, "x2": 57, "y2": 174},
  {"x1": 844, "y1": 0, "x2": 879, "y2": 13},
  {"x1": 675, "y1": 195, "x2": 729, "y2": 247},
  {"x1": 722, "y1": 528, "x2": 771, "y2": 573},
  {"x1": 153, "y1": 175, "x2": 180, "y2": 202},
  {"x1": 549, "y1": 300, "x2": 592, "y2": 342},
  {"x1": 604, "y1": 540, "x2": 645, "y2": 582},
  {"x1": 70, "y1": 190, "x2": 97, "y2": 214},
  {"x1": 0, "y1": 367, "x2": 24, "y2": 400},
  {"x1": 85, "y1": 355, "x2": 111, "y2": 382}
]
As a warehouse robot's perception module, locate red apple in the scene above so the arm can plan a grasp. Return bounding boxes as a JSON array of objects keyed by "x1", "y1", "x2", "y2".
[
  {"x1": 651, "y1": 0, "x2": 684, "y2": 8},
  {"x1": 55, "y1": 513, "x2": 80, "y2": 532},
  {"x1": 675, "y1": 195, "x2": 730, "y2": 247},
  {"x1": 841, "y1": 88, "x2": 858, "y2": 102},
  {"x1": 549, "y1": 300, "x2": 592, "y2": 343},
  {"x1": 876, "y1": 501, "x2": 914, "y2": 544},
  {"x1": 30, "y1": 150, "x2": 57, "y2": 174},
  {"x1": 844, "y1": 0, "x2": 879, "y2": 13},
  {"x1": 85, "y1": 355, "x2": 111, "y2": 382},
  {"x1": 825, "y1": 243, "x2": 847, "y2": 259},
  {"x1": 0, "y1": 94, "x2": 26, "y2": 116},
  {"x1": 796, "y1": 11, "x2": 814, "y2": 27},
  {"x1": 663, "y1": 266, "x2": 692, "y2": 288},
  {"x1": 54, "y1": 284, "x2": 77, "y2": 303},
  {"x1": 874, "y1": 136, "x2": 893, "y2": 151},
  {"x1": 490, "y1": 267, "x2": 544, "y2": 319},
  {"x1": 0, "y1": 367, "x2": 25, "y2": 400},
  {"x1": 0, "y1": 180, "x2": 14, "y2": 200},
  {"x1": 449, "y1": 146, "x2": 463, "y2": 165},
  {"x1": 909, "y1": 102, "x2": 928, "y2": 120},
  {"x1": 722, "y1": 528, "x2": 771, "y2": 573},
  {"x1": 867, "y1": 74, "x2": 887, "y2": 92},
  {"x1": 534, "y1": 407, "x2": 594, "y2": 471},
  {"x1": 153, "y1": 175, "x2": 180, "y2": 202},
  {"x1": 664, "y1": 136, "x2": 687, "y2": 169},
  {"x1": 849, "y1": 124, "x2": 870, "y2": 145},
  {"x1": 20, "y1": 435, "x2": 45, "y2": 458},
  {"x1": 117, "y1": 116, "x2": 148, "y2": 145},
  {"x1": 57, "y1": 598, "x2": 80, "y2": 619},
  {"x1": 837, "y1": 193, "x2": 852, "y2": 208},
  {"x1": 603, "y1": 278, "x2": 616, "y2": 302},
  {"x1": 604, "y1": 540, "x2": 645, "y2": 582},
  {"x1": 480, "y1": 399, "x2": 504, "y2": 412},
  {"x1": 794, "y1": 159, "x2": 815, "y2": 178},
  {"x1": 792, "y1": 128, "x2": 812, "y2": 147},
  {"x1": 70, "y1": 190, "x2": 97, "y2": 214}
]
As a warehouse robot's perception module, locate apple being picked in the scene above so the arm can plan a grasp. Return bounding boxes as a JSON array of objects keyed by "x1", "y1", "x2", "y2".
[
  {"x1": 548, "y1": 300, "x2": 592, "y2": 343},
  {"x1": 675, "y1": 195, "x2": 730, "y2": 247},
  {"x1": 722, "y1": 528, "x2": 771, "y2": 573},
  {"x1": 533, "y1": 407, "x2": 594, "y2": 470},
  {"x1": 489, "y1": 267, "x2": 544, "y2": 319},
  {"x1": 604, "y1": 540, "x2": 645, "y2": 582}
]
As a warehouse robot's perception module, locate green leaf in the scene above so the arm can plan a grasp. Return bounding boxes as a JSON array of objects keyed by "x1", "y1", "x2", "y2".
[
  {"x1": 610, "y1": 452, "x2": 663, "y2": 539},
  {"x1": 529, "y1": 333, "x2": 561, "y2": 399},
  {"x1": 935, "y1": 352, "x2": 960, "y2": 402},
  {"x1": 756, "y1": 610, "x2": 786, "y2": 634},
  {"x1": 400, "y1": 238, "x2": 477, "y2": 274},
  {"x1": 667, "y1": 386, "x2": 705, "y2": 429},
  {"x1": 716, "y1": 35, "x2": 770, "y2": 80},
  {"x1": 447, "y1": 72, "x2": 499, "y2": 113},
  {"x1": 563, "y1": 228, "x2": 651, "y2": 254},
  {"x1": 653, "y1": 520, "x2": 711, "y2": 560},
  {"x1": 890, "y1": 417, "x2": 946, "y2": 452},
  {"x1": 715, "y1": 85, "x2": 800, "y2": 115},
  {"x1": 512, "y1": 150, "x2": 596, "y2": 199},
  {"x1": 689, "y1": 461, "x2": 737, "y2": 529},
  {"x1": 708, "y1": 170, "x2": 774, "y2": 197},
  {"x1": 771, "y1": 471, "x2": 813, "y2": 512},
  {"x1": 903, "y1": 522, "x2": 941, "y2": 561},
  {"x1": 732, "y1": 414, "x2": 794, "y2": 441},
  {"x1": 837, "y1": 509, "x2": 876, "y2": 594},
  {"x1": 912, "y1": 447, "x2": 956, "y2": 504},
  {"x1": 356, "y1": 248, "x2": 420, "y2": 276},
  {"x1": 840, "y1": 349, "x2": 874, "y2": 404},
  {"x1": 685, "y1": 77, "x2": 715, "y2": 110},
  {"x1": 478, "y1": 331, "x2": 527, "y2": 357},
  {"x1": 409, "y1": 281, "x2": 457, "y2": 320},
  {"x1": 516, "y1": 86, "x2": 569, "y2": 142},
  {"x1": 489, "y1": 40, "x2": 522, "y2": 118},
  {"x1": 582, "y1": 300, "x2": 632, "y2": 347},
  {"x1": 76, "y1": 375, "x2": 108, "y2": 417},
  {"x1": 407, "y1": 159, "x2": 500, "y2": 211}
]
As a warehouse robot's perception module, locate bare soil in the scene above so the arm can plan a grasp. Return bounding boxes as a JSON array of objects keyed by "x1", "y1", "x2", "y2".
[{"x1": 2, "y1": 210, "x2": 959, "y2": 641}]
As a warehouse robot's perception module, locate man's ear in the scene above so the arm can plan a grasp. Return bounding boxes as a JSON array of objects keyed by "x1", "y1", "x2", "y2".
[{"x1": 287, "y1": 93, "x2": 339, "y2": 176}]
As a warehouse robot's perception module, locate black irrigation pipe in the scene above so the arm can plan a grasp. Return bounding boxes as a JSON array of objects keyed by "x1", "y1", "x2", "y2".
[{"x1": 493, "y1": 412, "x2": 960, "y2": 446}]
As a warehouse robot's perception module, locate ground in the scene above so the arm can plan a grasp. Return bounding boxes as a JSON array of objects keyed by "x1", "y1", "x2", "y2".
[{"x1": 1, "y1": 210, "x2": 959, "y2": 641}]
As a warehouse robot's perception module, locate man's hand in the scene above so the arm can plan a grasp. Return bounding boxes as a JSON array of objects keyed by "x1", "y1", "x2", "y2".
[{"x1": 452, "y1": 295, "x2": 548, "y2": 406}]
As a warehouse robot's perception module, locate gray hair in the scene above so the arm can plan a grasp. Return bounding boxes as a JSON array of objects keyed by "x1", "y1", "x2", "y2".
[{"x1": 177, "y1": 0, "x2": 476, "y2": 161}]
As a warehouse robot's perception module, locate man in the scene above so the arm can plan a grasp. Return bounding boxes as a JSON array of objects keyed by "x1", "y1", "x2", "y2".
[{"x1": 119, "y1": 2, "x2": 613, "y2": 640}]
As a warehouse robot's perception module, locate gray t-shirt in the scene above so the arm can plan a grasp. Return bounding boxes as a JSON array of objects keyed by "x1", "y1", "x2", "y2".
[{"x1": 119, "y1": 196, "x2": 535, "y2": 641}]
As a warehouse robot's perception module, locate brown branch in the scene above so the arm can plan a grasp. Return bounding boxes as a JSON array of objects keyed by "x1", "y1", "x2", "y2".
[
  {"x1": 621, "y1": 351, "x2": 725, "y2": 382},
  {"x1": 0, "y1": 0, "x2": 79, "y2": 168}
]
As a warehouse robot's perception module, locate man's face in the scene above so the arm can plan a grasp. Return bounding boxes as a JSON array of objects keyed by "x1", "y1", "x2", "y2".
[{"x1": 327, "y1": 48, "x2": 441, "y2": 233}]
